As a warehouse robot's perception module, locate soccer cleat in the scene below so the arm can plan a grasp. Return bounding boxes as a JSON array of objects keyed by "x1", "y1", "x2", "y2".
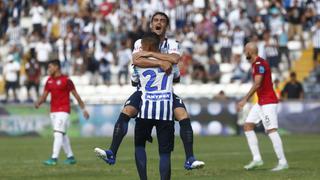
[
  {"x1": 43, "y1": 158, "x2": 57, "y2": 166},
  {"x1": 94, "y1": 148, "x2": 116, "y2": 165},
  {"x1": 271, "y1": 163, "x2": 289, "y2": 171},
  {"x1": 184, "y1": 156, "x2": 205, "y2": 170},
  {"x1": 64, "y1": 156, "x2": 77, "y2": 165},
  {"x1": 244, "y1": 160, "x2": 264, "y2": 170}
]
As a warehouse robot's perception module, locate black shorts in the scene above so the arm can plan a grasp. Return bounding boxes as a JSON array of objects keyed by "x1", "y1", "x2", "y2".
[
  {"x1": 5, "y1": 81, "x2": 18, "y2": 91},
  {"x1": 26, "y1": 81, "x2": 39, "y2": 91},
  {"x1": 124, "y1": 91, "x2": 186, "y2": 111},
  {"x1": 134, "y1": 118, "x2": 175, "y2": 154}
]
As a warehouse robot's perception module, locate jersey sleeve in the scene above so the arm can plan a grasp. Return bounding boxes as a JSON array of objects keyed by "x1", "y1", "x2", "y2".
[
  {"x1": 253, "y1": 63, "x2": 266, "y2": 76},
  {"x1": 168, "y1": 40, "x2": 182, "y2": 56},
  {"x1": 44, "y1": 80, "x2": 50, "y2": 92},
  {"x1": 172, "y1": 65, "x2": 180, "y2": 79},
  {"x1": 67, "y1": 79, "x2": 75, "y2": 91},
  {"x1": 131, "y1": 66, "x2": 139, "y2": 83},
  {"x1": 132, "y1": 39, "x2": 142, "y2": 54}
]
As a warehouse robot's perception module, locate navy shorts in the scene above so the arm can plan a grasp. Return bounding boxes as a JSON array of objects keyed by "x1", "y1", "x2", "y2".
[
  {"x1": 134, "y1": 118, "x2": 175, "y2": 153},
  {"x1": 124, "y1": 91, "x2": 186, "y2": 110}
]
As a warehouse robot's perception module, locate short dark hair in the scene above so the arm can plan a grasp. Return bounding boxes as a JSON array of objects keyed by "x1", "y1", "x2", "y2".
[
  {"x1": 48, "y1": 59, "x2": 61, "y2": 69},
  {"x1": 141, "y1": 32, "x2": 160, "y2": 50},
  {"x1": 151, "y1": 12, "x2": 170, "y2": 27},
  {"x1": 290, "y1": 72, "x2": 296, "y2": 77}
]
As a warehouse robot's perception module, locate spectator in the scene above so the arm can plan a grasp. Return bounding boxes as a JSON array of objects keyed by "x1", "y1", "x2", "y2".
[
  {"x1": 253, "y1": 16, "x2": 266, "y2": 40},
  {"x1": 193, "y1": 35, "x2": 209, "y2": 67},
  {"x1": 268, "y1": 8, "x2": 284, "y2": 37},
  {"x1": 99, "y1": 45, "x2": 114, "y2": 85},
  {"x1": 218, "y1": 22, "x2": 232, "y2": 63},
  {"x1": 192, "y1": 61, "x2": 207, "y2": 84},
  {"x1": 4, "y1": 18, "x2": 22, "y2": 46},
  {"x1": 230, "y1": 54, "x2": 246, "y2": 83},
  {"x1": 72, "y1": 49, "x2": 85, "y2": 76},
  {"x1": 311, "y1": 18, "x2": 320, "y2": 68},
  {"x1": 2, "y1": 55, "x2": 20, "y2": 103},
  {"x1": 117, "y1": 41, "x2": 131, "y2": 86},
  {"x1": 29, "y1": 0, "x2": 45, "y2": 35},
  {"x1": 207, "y1": 57, "x2": 221, "y2": 83},
  {"x1": 24, "y1": 48, "x2": 41, "y2": 102},
  {"x1": 281, "y1": 72, "x2": 304, "y2": 100},
  {"x1": 287, "y1": 0, "x2": 304, "y2": 48},
  {"x1": 232, "y1": 26, "x2": 245, "y2": 54},
  {"x1": 35, "y1": 36, "x2": 52, "y2": 75},
  {"x1": 0, "y1": 1, "x2": 9, "y2": 39},
  {"x1": 278, "y1": 25, "x2": 291, "y2": 70},
  {"x1": 263, "y1": 31, "x2": 280, "y2": 73},
  {"x1": 178, "y1": 50, "x2": 192, "y2": 84},
  {"x1": 213, "y1": 90, "x2": 228, "y2": 101},
  {"x1": 175, "y1": 0, "x2": 188, "y2": 31}
]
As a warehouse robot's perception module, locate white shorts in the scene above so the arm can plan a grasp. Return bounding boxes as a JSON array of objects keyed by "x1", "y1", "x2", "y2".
[
  {"x1": 245, "y1": 103, "x2": 278, "y2": 130},
  {"x1": 50, "y1": 112, "x2": 70, "y2": 133}
]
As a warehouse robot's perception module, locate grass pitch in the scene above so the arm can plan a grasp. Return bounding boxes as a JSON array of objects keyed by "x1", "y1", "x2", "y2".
[{"x1": 0, "y1": 135, "x2": 319, "y2": 180}]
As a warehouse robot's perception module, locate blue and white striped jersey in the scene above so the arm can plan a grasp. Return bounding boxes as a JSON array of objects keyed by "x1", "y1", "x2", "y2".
[
  {"x1": 131, "y1": 38, "x2": 181, "y2": 121},
  {"x1": 135, "y1": 64, "x2": 174, "y2": 121}
]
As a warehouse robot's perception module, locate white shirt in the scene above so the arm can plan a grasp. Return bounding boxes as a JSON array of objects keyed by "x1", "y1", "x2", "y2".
[
  {"x1": 117, "y1": 48, "x2": 132, "y2": 70},
  {"x1": 312, "y1": 26, "x2": 320, "y2": 48},
  {"x1": 30, "y1": 5, "x2": 44, "y2": 24},
  {"x1": 36, "y1": 41, "x2": 52, "y2": 62},
  {"x1": 3, "y1": 61, "x2": 20, "y2": 82}
]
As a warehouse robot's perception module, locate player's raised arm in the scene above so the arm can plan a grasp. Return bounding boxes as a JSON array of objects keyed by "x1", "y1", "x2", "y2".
[{"x1": 35, "y1": 90, "x2": 49, "y2": 109}]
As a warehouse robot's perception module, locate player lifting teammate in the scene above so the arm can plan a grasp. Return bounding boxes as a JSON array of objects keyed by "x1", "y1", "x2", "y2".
[{"x1": 94, "y1": 12, "x2": 204, "y2": 170}]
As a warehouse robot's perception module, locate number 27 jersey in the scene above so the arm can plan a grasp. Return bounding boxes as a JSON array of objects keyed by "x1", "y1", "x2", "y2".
[{"x1": 135, "y1": 66, "x2": 174, "y2": 121}]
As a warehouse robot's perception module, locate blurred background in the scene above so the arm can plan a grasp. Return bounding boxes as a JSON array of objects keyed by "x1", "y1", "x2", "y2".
[{"x1": 0, "y1": 0, "x2": 320, "y2": 137}]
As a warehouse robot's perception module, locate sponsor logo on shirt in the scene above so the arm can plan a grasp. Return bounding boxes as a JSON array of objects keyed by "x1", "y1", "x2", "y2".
[{"x1": 145, "y1": 92, "x2": 171, "y2": 101}]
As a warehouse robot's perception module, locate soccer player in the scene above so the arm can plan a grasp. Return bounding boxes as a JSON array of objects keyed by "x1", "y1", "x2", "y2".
[
  {"x1": 237, "y1": 42, "x2": 289, "y2": 171},
  {"x1": 94, "y1": 12, "x2": 204, "y2": 170},
  {"x1": 35, "y1": 59, "x2": 89, "y2": 165},
  {"x1": 134, "y1": 31, "x2": 176, "y2": 180}
]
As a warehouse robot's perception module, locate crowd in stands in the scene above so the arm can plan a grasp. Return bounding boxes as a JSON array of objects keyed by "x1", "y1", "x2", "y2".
[{"x1": 0, "y1": 0, "x2": 319, "y2": 102}]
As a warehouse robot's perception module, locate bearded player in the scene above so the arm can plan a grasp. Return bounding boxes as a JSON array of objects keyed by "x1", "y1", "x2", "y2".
[{"x1": 237, "y1": 42, "x2": 289, "y2": 171}]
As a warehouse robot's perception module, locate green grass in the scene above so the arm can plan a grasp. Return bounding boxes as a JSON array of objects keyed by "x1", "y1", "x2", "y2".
[{"x1": 0, "y1": 135, "x2": 319, "y2": 180}]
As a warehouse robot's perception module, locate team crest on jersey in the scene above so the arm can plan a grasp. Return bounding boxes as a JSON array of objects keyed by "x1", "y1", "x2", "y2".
[
  {"x1": 56, "y1": 80, "x2": 61, "y2": 85},
  {"x1": 259, "y1": 66, "x2": 265, "y2": 73}
]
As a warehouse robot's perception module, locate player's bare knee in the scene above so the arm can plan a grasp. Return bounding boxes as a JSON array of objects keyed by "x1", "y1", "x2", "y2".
[
  {"x1": 122, "y1": 105, "x2": 138, "y2": 118},
  {"x1": 174, "y1": 107, "x2": 189, "y2": 121},
  {"x1": 243, "y1": 123, "x2": 255, "y2": 132}
]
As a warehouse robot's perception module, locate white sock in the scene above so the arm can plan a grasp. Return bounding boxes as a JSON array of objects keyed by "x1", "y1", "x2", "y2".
[
  {"x1": 245, "y1": 131, "x2": 262, "y2": 161},
  {"x1": 52, "y1": 132, "x2": 63, "y2": 159},
  {"x1": 62, "y1": 134, "x2": 74, "y2": 158},
  {"x1": 268, "y1": 131, "x2": 287, "y2": 165}
]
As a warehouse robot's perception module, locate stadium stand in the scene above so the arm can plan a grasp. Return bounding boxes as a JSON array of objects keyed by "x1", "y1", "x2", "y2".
[{"x1": 0, "y1": 0, "x2": 319, "y2": 103}]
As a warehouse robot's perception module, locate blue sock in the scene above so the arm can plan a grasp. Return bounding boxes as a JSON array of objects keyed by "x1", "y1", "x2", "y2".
[
  {"x1": 135, "y1": 146, "x2": 147, "y2": 180},
  {"x1": 159, "y1": 153, "x2": 171, "y2": 180},
  {"x1": 179, "y1": 118, "x2": 194, "y2": 160},
  {"x1": 109, "y1": 113, "x2": 130, "y2": 155}
]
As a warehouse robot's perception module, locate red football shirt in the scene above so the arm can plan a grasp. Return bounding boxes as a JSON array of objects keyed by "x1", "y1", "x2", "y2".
[
  {"x1": 44, "y1": 75, "x2": 75, "y2": 113},
  {"x1": 252, "y1": 56, "x2": 278, "y2": 105}
]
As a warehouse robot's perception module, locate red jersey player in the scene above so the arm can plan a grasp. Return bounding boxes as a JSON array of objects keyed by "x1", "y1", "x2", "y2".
[
  {"x1": 237, "y1": 42, "x2": 288, "y2": 171},
  {"x1": 35, "y1": 59, "x2": 89, "y2": 165}
]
